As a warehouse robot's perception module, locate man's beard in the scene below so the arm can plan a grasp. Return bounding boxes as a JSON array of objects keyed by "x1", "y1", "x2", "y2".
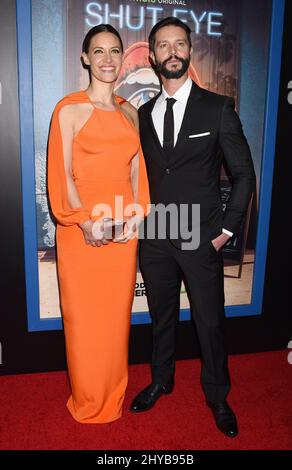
[{"x1": 155, "y1": 54, "x2": 190, "y2": 79}]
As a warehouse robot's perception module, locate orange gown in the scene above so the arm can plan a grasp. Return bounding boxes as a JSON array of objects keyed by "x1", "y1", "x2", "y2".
[{"x1": 47, "y1": 91, "x2": 150, "y2": 423}]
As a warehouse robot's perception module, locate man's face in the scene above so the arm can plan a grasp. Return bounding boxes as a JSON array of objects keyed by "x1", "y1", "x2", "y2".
[{"x1": 150, "y1": 25, "x2": 192, "y2": 79}]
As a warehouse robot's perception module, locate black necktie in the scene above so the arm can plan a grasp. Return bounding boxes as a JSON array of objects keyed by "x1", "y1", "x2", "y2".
[{"x1": 163, "y1": 97, "x2": 176, "y2": 153}]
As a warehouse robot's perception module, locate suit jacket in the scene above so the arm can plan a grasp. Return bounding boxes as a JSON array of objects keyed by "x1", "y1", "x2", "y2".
[{"x1": 138, "y1": 81, "x2": 256, "y2": 247}]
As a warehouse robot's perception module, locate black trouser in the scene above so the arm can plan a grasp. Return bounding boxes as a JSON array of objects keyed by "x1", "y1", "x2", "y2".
[{"x1": 139, "y1": 238, "x2": 231, "y2": 404}]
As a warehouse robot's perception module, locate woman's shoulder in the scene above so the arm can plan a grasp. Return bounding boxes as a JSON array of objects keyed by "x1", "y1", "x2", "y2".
[
  {"x1": 117, "y1": 96, "x2": 138, "y2": 127},
  {"x1": 54, "y1": 90, "x2": 88, "y2": 113},
  {"x1": 117, "y1": 96, "x2": 137, "y2": 113}
]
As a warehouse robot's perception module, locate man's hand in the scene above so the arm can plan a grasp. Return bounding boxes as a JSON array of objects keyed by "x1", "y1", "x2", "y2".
[
  {"x1": 113, "y1": 215, "x2": 143, "y2": 244},
  {"x1": 211, "y1": 232, "x2": 231, "y2": 252}
]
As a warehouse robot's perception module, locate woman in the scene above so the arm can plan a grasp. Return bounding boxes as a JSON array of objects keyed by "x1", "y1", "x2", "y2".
[{"x1": 47, "y1": 24, "x2": 150, "y2": 423}]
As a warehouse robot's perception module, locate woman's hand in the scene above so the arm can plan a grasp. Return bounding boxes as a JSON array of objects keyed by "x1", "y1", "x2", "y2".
[
  {"x1": 79, "y1": 220, "x2": 108, "y2": 247},
  {"x1": 113, "y1": 215, "x2": 143, "y2": 244}
]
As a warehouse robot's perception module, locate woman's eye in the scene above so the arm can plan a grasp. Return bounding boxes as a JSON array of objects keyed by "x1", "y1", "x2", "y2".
[
  {"x1": 94, "y1": 49, "x2": 103, "y2": 54},
  {"x1": 111, "y1": 49, "x2": 120, "y2": 54}
]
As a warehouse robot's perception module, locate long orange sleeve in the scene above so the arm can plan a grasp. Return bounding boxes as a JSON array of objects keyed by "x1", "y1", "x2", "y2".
[{"x1": 47, "y1": 99, "x2": 91, "y2": 227}]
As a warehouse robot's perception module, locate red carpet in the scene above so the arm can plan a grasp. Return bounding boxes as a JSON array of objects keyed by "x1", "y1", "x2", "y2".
[{"x1": 0, "y1": 350, "x2": 291, "y2": 450}]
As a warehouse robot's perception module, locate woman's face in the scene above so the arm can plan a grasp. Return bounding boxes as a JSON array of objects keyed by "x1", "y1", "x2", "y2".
[{"x1": 82, "y1": 32, "x2": 123, "y2": 83}]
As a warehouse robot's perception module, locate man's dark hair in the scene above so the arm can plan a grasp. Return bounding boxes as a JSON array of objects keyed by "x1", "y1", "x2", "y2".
[
  {"x1": 148, "y1": 17, "x2": 192, "y2": 52},
  {"x1": 82, "y1": 24, "x2": 124, "y2": 54}
]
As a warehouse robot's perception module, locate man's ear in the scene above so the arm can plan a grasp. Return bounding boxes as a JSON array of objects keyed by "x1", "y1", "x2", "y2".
[{"x1": 149, "y1": 51, "x2": 156, "y2": 65}]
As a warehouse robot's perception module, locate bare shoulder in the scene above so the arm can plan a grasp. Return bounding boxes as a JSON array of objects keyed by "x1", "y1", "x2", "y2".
[
  {"x1": 58, "y1": 103, "x2": 86, "y2": 120},
  {"x1": 58, "y1": 104, "x2": 78, "y2": 125},
  {"x1": 120, "y1": 100, "x2": 139, "y2": 130},
  {"x1": 58, "y1": 103, "x2": 92, "y2": 133}
]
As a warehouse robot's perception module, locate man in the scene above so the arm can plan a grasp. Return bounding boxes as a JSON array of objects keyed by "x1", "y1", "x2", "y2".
[{"x1": 130, "y1": 17, "x2": 256, "y2": 438}]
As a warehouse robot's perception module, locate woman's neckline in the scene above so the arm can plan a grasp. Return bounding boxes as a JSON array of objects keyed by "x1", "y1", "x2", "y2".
[{"x1": 82, "y1": 91, "x2": 119, "y2": 113}]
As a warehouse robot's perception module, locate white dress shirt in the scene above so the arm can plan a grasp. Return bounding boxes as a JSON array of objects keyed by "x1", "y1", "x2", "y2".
[
  {"x1": 151, "y1": 77, "x2": 233, "y2": 238},
  {"x1": 152, "y1": 76, "x2": 193, "y2": 147}
]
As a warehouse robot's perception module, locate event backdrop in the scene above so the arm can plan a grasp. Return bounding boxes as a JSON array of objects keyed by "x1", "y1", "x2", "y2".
[
  {"x1": 17, "y1": 0, "x2": 279, "y2": 331},
  {"x1": 1, "y1": 0, "x2": 289, "y2": 375}
]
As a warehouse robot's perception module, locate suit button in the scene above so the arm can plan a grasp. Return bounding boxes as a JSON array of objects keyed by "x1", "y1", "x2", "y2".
[{"x1": 165, "y1": 168, "x2": 170, "y2": 175}]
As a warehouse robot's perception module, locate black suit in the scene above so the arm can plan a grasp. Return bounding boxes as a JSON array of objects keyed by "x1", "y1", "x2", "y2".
[{"x1": 138, "y1": 82, "x2": 256, "y2": 403}]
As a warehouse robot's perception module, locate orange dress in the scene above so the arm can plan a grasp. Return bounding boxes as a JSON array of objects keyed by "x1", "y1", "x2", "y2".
[{"x1": 47, "y1": 91, "x2": 149, "y2": 423}]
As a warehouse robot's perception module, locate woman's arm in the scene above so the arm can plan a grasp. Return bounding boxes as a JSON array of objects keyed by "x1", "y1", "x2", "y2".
[
  {"x1": 58, "y1": 106, "x2": 106, "y2": 247},
  {"x1": 58, "y1": 105, "x2": 87, "y2": 215},
  {"x1": 114, "y1": 103, "x2": 144, "y2": 243},
  {"x1": 120, "y1": 102, "x2": 140, "y2": 204}
]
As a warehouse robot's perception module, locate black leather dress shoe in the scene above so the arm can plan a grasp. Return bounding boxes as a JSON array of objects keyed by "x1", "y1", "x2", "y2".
[
  {"x1": 207, "y1": 400, "x2": 238, "y2": 438},
  {"x1": 130, "y1": 383, "x2": 174, "y2": 413}
]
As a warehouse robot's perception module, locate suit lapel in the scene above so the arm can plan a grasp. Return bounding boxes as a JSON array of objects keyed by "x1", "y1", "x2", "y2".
[
  {"x1": 145, "y1": 92, "x2": 169, "y2": 166},
  {"x1": 144, "y1": 81, "x2": 203, "y2": 167}
]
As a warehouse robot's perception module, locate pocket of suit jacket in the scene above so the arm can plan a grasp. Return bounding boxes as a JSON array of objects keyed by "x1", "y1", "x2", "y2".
[{"x1": 188, "y1": 132, "x2": 211, "y2": 138}]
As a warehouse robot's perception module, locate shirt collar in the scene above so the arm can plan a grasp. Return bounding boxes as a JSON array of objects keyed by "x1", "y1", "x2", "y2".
[{"x1": 159, "y1": 76, "x2": 193, "y2": 104}]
